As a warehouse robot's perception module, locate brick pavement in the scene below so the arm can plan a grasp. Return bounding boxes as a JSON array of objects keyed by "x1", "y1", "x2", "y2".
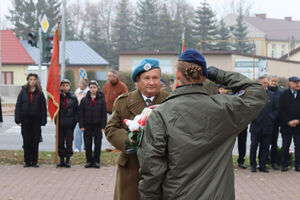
[{"x1": 0, "y1": 165, "x2": 300, "y2": 200}]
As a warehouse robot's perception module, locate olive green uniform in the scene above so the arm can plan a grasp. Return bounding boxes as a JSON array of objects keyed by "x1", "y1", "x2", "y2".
[{"x1": 138, "y1": 69, "x2": 268, "y2": 200}]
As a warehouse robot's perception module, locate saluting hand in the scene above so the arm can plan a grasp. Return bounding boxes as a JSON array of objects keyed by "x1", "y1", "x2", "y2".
[
  {"x1": 288, "y1": 120, "x2": 299, "y2": 127},
  {"x1": 81, "y1": 128, "x2": 85, "y2": 131}
]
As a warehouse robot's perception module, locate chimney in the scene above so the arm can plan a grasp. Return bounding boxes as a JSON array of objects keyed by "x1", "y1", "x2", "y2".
[
  {"x1": 255, "y1": 14, "x2": 266, "y2": 19},
  {"x1": 285, "y1": 17, "x2": 292, "y2": 21}
]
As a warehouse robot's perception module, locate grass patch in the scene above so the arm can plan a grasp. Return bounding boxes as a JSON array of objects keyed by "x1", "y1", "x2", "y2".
[{"x1": 0, "y1": 150, "x2": 119, "y2": 166}]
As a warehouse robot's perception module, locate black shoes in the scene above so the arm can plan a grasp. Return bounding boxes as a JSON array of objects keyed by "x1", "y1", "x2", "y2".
[
  {"x1": 85, "y1": 162, "x2": 93, "y2": 168},
  {"x1": 271, "y1": 163, "x2": 280, "y2": 170},
  {"x1": 24, "y1": 163, "x2": 31, "y2": 168},
  {"x1": 295, "y1": 167, "x2": 300, "y2": 172},
  {"x1": 251, "y1": 167, "x2": 257, "y2": 172},
  {"x1": 259, "y1": 167, "x2": 269, "y2": 173},
  {"x1": 32, "y1": 163, "x2": 39, "y2": 168},
  {"x1": 65, "y1": 157, "x2": 71, "y2": 168},
  {"x1": 93, "y1": 163, "x2": 100, "y2": 168},
  {"x1": 57, "y1": 157, "x2": 65, "y2": 167},
  {"x1": 281, "y1": 166, "x2": 289, "y2": 172},
  {"x1": 238, "y1": 163, "x2": 247, "y2": 169}
]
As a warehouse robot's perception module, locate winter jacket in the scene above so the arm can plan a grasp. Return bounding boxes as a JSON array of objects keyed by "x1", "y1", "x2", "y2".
[
  {"x1": 15, "y1": 86, "x2": 47, "y2": 126},
  {"x1": 58, "y1": 90, "x2": 79, "y2": 129},
  {"x1": 137, "y1": 69, "x2": 268, "y2": 200},
  {"x1": 79, "y1": 91, "x2": 107, "y2": 129},
  {"x1": 102, "y1": 80, "x2": 128, "y2": 113},
  {"x1": 250, "y1": 89, "x2": 276, "y2": 134}
]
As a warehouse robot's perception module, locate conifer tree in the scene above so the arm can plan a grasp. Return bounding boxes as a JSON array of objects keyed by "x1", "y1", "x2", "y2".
[
  {"x1": 192, "y1": 0, "x2": 218, "y2": 51},
  {"x1": 215, "y1": 19, "x2": 231, "y2": 51}
]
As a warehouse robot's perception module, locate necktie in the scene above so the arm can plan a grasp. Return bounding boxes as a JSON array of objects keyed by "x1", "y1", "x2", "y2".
[{"x1": 146, "y1": 99, "x2": 152, "y2": 106}]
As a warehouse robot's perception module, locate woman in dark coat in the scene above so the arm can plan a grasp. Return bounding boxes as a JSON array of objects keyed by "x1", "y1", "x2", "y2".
[
  {"x1": 15, "y1": 73, "x2": 47, "y2": 167},
  {"x1": 79, "y1": 80, "x2": 107, "y2": 168}
]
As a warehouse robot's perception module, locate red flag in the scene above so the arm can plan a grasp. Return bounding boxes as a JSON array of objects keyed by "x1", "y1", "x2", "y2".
[{"x1": 47, "y1": 30, "x2": 60, "y2": 120}]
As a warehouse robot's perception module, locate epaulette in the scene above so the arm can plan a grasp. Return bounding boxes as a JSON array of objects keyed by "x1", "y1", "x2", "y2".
[{"x1": 116, "y1": 93, "x2": 128, "y2": 100}]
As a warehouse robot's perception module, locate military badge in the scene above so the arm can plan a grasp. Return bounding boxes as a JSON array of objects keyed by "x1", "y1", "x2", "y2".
[{"x1": 143, "y1": 63, "x2": 152, "y2": 71}]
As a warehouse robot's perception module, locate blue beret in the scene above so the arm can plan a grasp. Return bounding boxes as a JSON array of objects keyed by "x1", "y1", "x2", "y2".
[
  {"x1": 131, "y1": 58, "x2": 160, "y2": 82},
  {"x1": 289, "y1": 76, "x2": 300, "y2": 82},
  {"x1": 178, "y1": 48, "x2": 207, "y2": 77}
]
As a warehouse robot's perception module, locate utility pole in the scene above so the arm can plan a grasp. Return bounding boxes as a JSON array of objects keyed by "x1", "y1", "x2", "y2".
[
  {"x1": 38, "y1": 28, "x2": 42, "y2": 78},
  {"x1": 61, "y1": 0, "x2": 66, "y2": 80}
]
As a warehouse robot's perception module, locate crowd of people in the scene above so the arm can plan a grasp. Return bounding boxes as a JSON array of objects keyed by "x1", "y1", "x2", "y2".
[
  {"x1": 0, "y1": 48, "x2": 299, "y2": 199},
  {"x1": 218, "y1": 75, "x2": 300, "y2": 173}
]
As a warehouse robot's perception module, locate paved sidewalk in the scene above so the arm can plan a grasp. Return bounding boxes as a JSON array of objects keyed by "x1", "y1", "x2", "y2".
[{"x1": 0, "y1": 165, "x2": 299, "y2": 200}]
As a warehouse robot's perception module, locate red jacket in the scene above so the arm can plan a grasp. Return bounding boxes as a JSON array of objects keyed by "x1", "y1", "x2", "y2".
[{"x1": 102, "y1": 80, "x2": 128, "y2": 113}]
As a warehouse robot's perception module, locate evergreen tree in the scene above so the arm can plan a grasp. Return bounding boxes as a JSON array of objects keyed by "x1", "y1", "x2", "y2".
[
  {"x1": 112, "y1": 0, "x2": 135, "y2": 52},
  {"x1": 215, "y1": 19, "x2": 231, "y2": 51},
  {"x1": 7, "y1": 0, "x2": 61, "y2": 39},
  {"x1": 135, "y1": 0, "x2": 160, "y2": 51},
  {"x1": 156, "y1": 4, "x2": 178, "y2": 51},
  {"x1": 231, "y1": 10, "x2": 252, "y2": 53},
  {"x1": 65, "y1": 10, "x2": 77, "y2": 40},
  {"x1": 192, "y1": 0, "x2": 218, "y2": 51}
]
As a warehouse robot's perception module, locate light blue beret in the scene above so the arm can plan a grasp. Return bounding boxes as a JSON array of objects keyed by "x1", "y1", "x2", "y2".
[{"x1": 131, "y1": 58, "x2": 160, "y2": 82}]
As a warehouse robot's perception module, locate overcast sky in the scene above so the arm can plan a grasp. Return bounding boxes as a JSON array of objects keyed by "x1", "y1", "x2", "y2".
[{"x1": 1, "y1": 0, "x2": 300, "y2": 28}]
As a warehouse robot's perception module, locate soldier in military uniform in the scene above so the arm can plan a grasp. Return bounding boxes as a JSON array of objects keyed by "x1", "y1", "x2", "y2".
[
  {"x1": 137, "y1": 49, "x2": 268, "y2": 199},
  {"x1": 105, "y1": 58, "x2": 169, "y2": 200}
]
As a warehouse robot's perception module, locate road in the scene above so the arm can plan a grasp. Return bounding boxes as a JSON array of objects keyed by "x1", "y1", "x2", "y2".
[
  {"x1": 0, "y1": 116, "x2": 112, "y2": 151},
  {"x1": 0, "y1": 116, "x2": 293, "y2": 155}
]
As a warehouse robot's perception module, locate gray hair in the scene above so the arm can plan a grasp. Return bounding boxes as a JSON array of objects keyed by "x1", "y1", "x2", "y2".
[
  {"x1": 268, "y1": 75, "x2": 278, "y2": 80},
  {"x1": 108, "y1": 69, "x2": 119, "y2": 77},
  {"x1": 79, "y1": 78, "x2": 88, "y2": 87}
]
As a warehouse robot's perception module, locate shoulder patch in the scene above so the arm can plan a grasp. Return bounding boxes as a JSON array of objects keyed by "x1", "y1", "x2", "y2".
[{"x1": 234, "y1": 90, "x2": 246, "y2": 97}]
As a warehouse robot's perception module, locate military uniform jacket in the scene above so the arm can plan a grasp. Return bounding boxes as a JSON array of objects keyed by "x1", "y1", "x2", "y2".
[
  {"x1": 105, "y1": 89, "x2": 169, "y2": 200},
  {"x1": 138, "y1": 70, "x2": 268, "y2": 200}
]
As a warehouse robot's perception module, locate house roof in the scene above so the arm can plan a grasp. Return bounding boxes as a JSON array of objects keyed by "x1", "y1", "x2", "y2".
[
  {"x1": 0, "y1": 30, "x2": 35, "y2": 65},
  {"x1": 118, "y1": 51, "x2": 178, "y2": 55},
  {"x1": 242, "y1": 15, "x2": 300, "y2": 41},
  {"x1": 21, "y1": 40, "x2": 109, "y2": 66},
  {"x1": 280, "y1": 46, "x2": 300, "y2": 59}
]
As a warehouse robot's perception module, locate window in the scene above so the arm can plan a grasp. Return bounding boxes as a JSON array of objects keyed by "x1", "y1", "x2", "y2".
[
  {"x1": 271, "y1": 44, "x2": 276, "y2": 58},
  {"x1": 2, "y1": 72, "x2": 13, "y2": 85},
  {"x1": 281, "y1": 44, "x2": 286, "y2": 56}
]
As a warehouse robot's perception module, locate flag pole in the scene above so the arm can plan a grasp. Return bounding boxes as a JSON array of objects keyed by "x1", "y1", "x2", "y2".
[{"x1": 55, "y1": 113, "x2": 59, "y2": 164}]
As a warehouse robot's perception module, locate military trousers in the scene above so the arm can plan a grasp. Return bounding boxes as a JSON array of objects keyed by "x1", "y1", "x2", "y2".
[
  {"x1": 250, "y1": 132, "x2": 272, "y2": 168},
  {"x1": 281, "y1": 132, "x2": 300, "y2": 168},
  {"x1": 84, "y1": 125, "x2": 102, "y2": 163},
  {"x1": 21, "y1": 117, "x2": 40, "y2": 164}
]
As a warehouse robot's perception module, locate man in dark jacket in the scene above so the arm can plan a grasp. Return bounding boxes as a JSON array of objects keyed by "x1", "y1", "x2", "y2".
[
  {"x1": 79, "y1": 80, "x2": 107, "y2": 168},
  {"x1": 57, "y1": 79, "x2": 79, "y2": 168},
  {"x1": 279, "y1": 76, "x2": 300, "y2": 172},
  {"x1": 268, "y1": 75, "x2": 281, "y2": 170},
  {"x1": 249, "y1": 76, "x2": 275, "y2": 173}
]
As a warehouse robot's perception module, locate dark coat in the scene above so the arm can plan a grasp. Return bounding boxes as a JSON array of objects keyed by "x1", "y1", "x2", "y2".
[
  {"x1": 58, "y1": 90, "x2": 79, "y2": 129},
  {"x1": 279, "y1": 88, "x2": 300, "y2": 134},
  {"x1": 268, "y1": 86, "x2": 281, "y2": 124},
  {"x1": 250, "y1": 89, "x2": 276, "y2": 134},
  {"x1": 79, "y1": 91, "x2": 107, "y2": 129},
  {"x1": 0, "y1": 99, "x2": 2, "y2": 123},
  {"x1": 15, "y1": 86, "x2": 47, "y2": 126},
  {"x1": 105, "y1": 89, "x2": 169, "y2": 200}
]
